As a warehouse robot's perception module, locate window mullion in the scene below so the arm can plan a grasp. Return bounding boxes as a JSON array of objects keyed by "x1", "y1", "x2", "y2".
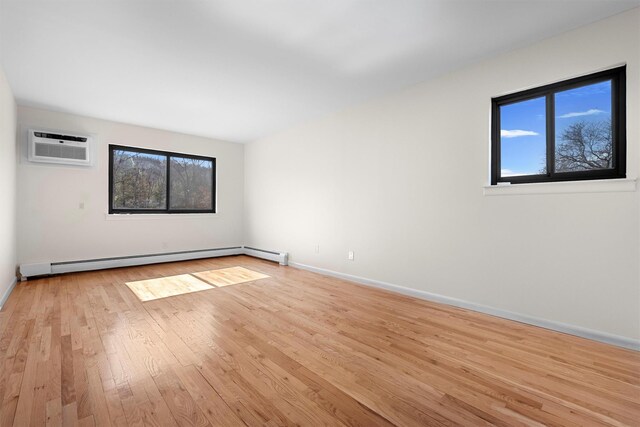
[
  {"x1": 166, "y1": 154, "x2": 171, "y2": 212},
  {"x1": 546, "y1": 93, "x2": 555, "y2": 177}
]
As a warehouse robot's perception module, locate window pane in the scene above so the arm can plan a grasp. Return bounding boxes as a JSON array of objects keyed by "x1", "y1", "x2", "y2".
[
  {"x1": 500, "y1": 97, "x2": 546, "y2": 177},
  {"x1": 169, "y1": 156, "x2": 213, "y2": 210},
  {"x1": 555, "y1": 80, "x2": 612, "y2": 172},
  {"x1": 112, "y1": 150, "x2": 167, "y2": 209}
]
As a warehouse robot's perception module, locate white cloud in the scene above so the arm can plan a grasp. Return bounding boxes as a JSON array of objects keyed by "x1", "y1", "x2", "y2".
[
  {"x1": 557, "y1": 108, "x2": 606, "y2": 118},
  {"x1": 500, "y1": 129, "x2": 539, "y2": 138},
  {"x1": 501, "y1": 169, "x2": 524, "y2": 177}
]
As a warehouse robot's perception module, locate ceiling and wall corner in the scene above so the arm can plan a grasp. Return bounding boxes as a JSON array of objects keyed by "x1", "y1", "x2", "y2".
[{"x1": 1, "y1": 0, "x2": 638, "y2": 143}]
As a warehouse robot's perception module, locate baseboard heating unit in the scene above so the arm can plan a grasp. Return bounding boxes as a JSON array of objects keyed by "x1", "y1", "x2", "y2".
[
  {"x1": 243, "y1": 246, "x2": 288, "y2": 266},
  {"x1": 19, "y1": 246, "x2": 288, "y2": 279}
]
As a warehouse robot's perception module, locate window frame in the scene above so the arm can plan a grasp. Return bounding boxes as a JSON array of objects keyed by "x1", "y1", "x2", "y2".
[
  {"x1": 108, "y1": 144, "x2": 216, "y2": 214},
  {"x1": 491, "y1": 66, "x2": 626, "y2": 185}
]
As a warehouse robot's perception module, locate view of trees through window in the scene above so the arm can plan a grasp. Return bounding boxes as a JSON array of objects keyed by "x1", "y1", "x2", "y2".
[
  {"x1": 554, "y1": 81, "x2": 613, "y2": 173},
  {"x1": 110, "y1": 146, "x2": 215, "y2": 213},
  {"x1": 500, "y1": 81, "x2": 613, "y2": 177},
  {"x1": 556, "y1": 119, "x2": 612, "y2": 172},
  {"x1": 112, "y1": 150, "x2": 167, "y2": 209},
  {"x1": 493, "y1": 66, "x2": 624, "y2": 185},
  {"x1": 170, "y1": 156, "x2": 213, "y2": 210}
]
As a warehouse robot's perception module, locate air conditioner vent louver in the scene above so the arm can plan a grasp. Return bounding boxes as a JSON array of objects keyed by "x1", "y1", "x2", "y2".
[
  {"x1": 34, "y1": 143, "x2": 87, "y2": 160},
  {"x1": 28, "y1": 129, "x2": 93, "y2": 166}
]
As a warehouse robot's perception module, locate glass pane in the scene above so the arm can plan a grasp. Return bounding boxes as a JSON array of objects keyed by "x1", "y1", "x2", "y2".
[
  {"x1": 555, "y1": 80, "x2": 612, "y2": 172},
  {"x1": 500, "y1": 97, "x2": 547, "y2": 177},
  {"x1": 112, "y1": 150, "x2": 167, "y2": 209},
  {"x1": 169, "y1": 156, "x2": 213, "y2": 210}
]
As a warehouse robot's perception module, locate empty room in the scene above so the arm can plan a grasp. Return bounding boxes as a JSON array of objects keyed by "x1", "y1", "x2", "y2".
[{"x1": 0, "y1": 0, "x2": 639, "y2": 426}]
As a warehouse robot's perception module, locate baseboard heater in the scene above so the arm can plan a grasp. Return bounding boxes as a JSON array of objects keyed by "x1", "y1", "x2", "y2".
[
  {"x1": 19, "y1": 246, "x2": 288, "y2": 279},
  {"x1": 243, "y1": 246, "x2": 288, "y2": 266}
]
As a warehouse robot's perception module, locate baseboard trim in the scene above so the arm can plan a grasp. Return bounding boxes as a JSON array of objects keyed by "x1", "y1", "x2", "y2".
[
  {"x1": 289, "y1": 261, "x2": 640, "y2": 351},
  {"x1": 0, "y1": 277, "x2": 17, "y2": 310}
]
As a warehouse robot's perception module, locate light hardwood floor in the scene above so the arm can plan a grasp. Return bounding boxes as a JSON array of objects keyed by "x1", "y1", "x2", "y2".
[{"x1": 0, "y1": 255, "x2": 638, "y2": 426}]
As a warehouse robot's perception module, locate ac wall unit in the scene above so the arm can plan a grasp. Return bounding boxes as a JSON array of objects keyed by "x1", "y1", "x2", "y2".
[{"x1": 28, "y1": 129, "x2": 93, "y2": 166}]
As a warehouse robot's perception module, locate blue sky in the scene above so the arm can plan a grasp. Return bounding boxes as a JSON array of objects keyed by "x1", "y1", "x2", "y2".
[{"x1": 500, "y1": 80, "x2": 611, "y2": 177}]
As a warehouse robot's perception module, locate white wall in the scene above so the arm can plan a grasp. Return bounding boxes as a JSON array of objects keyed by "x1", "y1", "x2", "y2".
[
  {"x1": 0, "y1": 66, "x2": 17, "y2": 301},
  {"x1": 245, "y1": 9, "x2": 640, "y2": 341},
  {"x1": 17, "y1": 107, "x2": 244, "y2": 264}
]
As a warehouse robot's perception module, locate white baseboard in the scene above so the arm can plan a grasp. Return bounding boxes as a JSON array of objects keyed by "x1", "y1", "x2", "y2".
[
  {"x1": 0, "y1": 277, "x2": 17, "y2": 310},
  {"x1": 289, "y1": 261, "x2": 640, "y2": 351}
]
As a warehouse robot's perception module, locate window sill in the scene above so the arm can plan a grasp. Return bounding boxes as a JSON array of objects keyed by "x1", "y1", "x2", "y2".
[
  {"x1": 483, "y1": 178, "x2": 636, "y2": 196},
  {"x1": 105, "y1": 213, "x2": 218, "y2": 221}
]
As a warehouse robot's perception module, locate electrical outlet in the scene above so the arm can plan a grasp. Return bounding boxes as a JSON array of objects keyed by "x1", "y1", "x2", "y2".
[
  {"x1": 348, "y1": 251, "x2": 354, "y2": 261},
  {"x1": 315, "y1": 244, "x2": 320, "y2": 253}
]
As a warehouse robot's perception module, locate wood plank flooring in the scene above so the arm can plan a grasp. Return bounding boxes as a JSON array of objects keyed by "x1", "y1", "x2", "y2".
[{"x1": 0, "y1": 255, "x2": 638, "y2": 426}]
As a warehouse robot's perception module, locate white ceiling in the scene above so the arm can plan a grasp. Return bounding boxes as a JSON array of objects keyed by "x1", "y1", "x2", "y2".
[{"x1": 1, "y1": 1, "x2": 638, "y2": 143}]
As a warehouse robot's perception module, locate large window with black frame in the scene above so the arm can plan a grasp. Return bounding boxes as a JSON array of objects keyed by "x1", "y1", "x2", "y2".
[
  {"x1": 491, "y1": 66, "x2": 626, "y2": 185},
  {"x1": 109, "y1": 145, "x2": 216, "y2": 214}
]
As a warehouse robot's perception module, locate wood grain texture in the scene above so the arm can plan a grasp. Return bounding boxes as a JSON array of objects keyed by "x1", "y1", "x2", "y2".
[{"x1": 0, "y1": 255, "x2": 638, "y2": 426}]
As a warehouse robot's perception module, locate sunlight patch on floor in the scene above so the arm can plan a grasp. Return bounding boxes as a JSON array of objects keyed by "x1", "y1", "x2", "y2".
[
  {"x1": 126, "y1": 273, "x2": 214, "y2": 302},
  {"x1": 125, "y1": 267, "x2": 270, "y2": 301},
  {"x1": 193, "y1": 266, "x2": 270, "y2": 287}
]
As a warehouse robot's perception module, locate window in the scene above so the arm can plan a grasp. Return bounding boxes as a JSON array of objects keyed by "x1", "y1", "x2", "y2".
[
  {"x1": 109, "y1": 145, "x2": 215, "y2": 213},
  {"x1": 491, "y1": 66, "x2": 625, "y2": 185}
]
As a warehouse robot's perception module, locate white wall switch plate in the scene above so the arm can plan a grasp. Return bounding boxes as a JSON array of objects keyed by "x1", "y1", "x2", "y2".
[{"x1": 348, "y1": 251, "x2": 354, "y2": 260}]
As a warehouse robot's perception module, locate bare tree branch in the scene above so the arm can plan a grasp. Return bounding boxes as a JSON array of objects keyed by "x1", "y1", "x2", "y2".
[{"x1": 555, "y1": 119, "x2": 612, "y2": 172}]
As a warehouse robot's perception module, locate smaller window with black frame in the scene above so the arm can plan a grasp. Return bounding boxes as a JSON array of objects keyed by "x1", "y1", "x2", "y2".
[
  {"x1": 109, "y1": 145, "x2": 216, "y2": 214},
  {"x1": 491, "y1": 66, "x2": 626, "y2": 185}
]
